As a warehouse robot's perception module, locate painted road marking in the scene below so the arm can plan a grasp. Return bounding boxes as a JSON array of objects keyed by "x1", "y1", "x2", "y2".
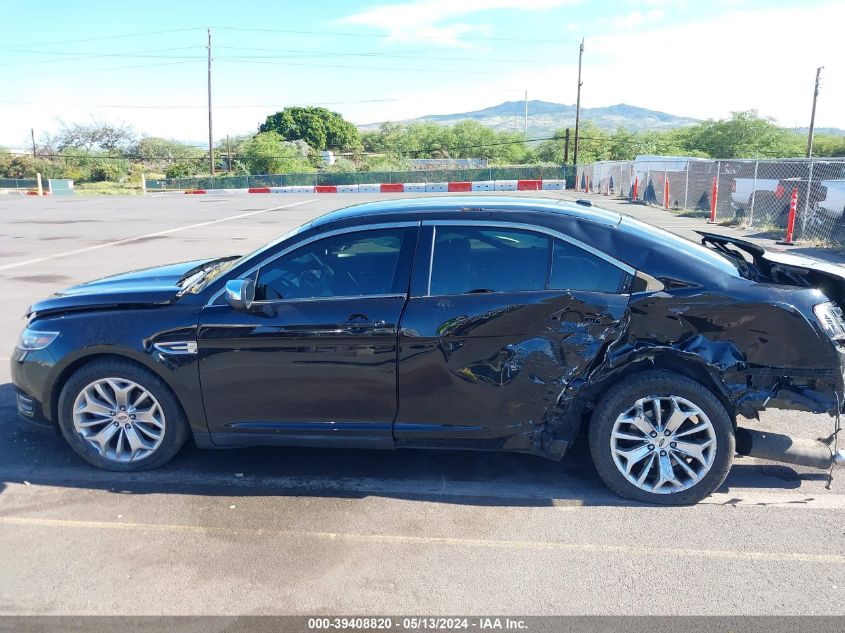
[
  {"x1": 0, "y1": 515, "x2": 841, "y2": 564},
  {"x1": 0, "y1": 199, "x2": 315, "y2": 272}
]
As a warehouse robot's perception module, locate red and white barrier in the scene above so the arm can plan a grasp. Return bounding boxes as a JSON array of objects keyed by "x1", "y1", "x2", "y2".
[{"x1": 182, "y1": 179, "x2": 567, "y2": 195}]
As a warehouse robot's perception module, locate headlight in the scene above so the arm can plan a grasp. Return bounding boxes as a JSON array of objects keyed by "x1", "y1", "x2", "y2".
[
  {"x1": 813, "y1": 302, "x2": 845, "y2": 340},
  {"x1": 16, "y1": 328, "x2": 59, "y2": 351}
]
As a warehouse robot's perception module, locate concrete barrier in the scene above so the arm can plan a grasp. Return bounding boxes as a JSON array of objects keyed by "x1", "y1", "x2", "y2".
[
  {"x1": 494, "y1": 180, "x2": 518, "y2": 191},
  {"x1": 471, "y1": 181, "x2": 495, "y2": 191},
  {"x1": 357, "y1": 184, "x2": 380, "y2": 193},
  {"x1": 403, "y1": 183, "x2": 426, "y2": 193},
  {"x1": 425, "y1": 182, "x2": 448, "y2": 192},
  {"x1": 541, "y1": 180, "x2": 566, "y2": 190}
]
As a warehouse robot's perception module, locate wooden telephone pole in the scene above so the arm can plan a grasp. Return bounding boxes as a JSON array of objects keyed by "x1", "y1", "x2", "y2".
[
  {"x1": 806, "y1": 66, "x2": 824, "y2": 158},
  {"x1": 572, "y1": 38, "x2": 584, "y2": 166},
  {"x1": 207, "y1": 27, "x2": 215, "y2": 176}
]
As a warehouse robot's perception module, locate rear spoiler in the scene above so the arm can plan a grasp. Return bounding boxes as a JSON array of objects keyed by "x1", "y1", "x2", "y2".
[{"x1": 696, "y1": 231, "x2": 845, "y2": 302}]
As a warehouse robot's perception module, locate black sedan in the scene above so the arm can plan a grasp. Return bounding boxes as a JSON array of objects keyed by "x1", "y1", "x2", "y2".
[{"x1": 11, "y1": 196, "x2": 845, "y2": 504}]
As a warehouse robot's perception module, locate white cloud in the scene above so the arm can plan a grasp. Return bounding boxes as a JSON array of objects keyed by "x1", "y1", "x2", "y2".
[
  {"x1": 356, "y1": 2, "x2": 844, "y2": 129},
  {"x1": 338, "y1": 0, "x2": 578, "y2": 47},
  {"x1": 610, "y1": 9, "x2": 665, "y2": 29}
]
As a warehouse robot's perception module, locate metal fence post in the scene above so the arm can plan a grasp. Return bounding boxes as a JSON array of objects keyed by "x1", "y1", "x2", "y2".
[
  {"x1": 748, "y1": 160, "x2": 759, "y2": 227},
  {"x1": 684, "y1": 161, "x2": 689, "y2": 211},
  {"x1": 714, "y1": 161, "x2": 721, "y2": 219},
  {"x1": 801, "y1": 159, "x2": 814, "y2": 239}
]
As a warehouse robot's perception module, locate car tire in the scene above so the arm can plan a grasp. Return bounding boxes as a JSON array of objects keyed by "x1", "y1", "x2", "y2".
[
  {"x1": 588, "y1": 370, "x2": 734, "y2": 505},
  {"x1": 57, "y1": 358, "x2": 189, "y2": 471}
]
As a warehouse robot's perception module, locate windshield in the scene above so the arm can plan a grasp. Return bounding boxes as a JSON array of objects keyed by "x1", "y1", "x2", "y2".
[{"x1": 185, "y1": 222, "x2": 312, "y2": 294}]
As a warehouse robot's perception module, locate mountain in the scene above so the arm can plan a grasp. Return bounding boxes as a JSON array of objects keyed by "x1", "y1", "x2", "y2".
[
  {"x1": 359, "y1": 100, "x2": 700, "y2": 136},
  {"x1": 792, "y1": 127, "x2": 845, "y2": 137}
]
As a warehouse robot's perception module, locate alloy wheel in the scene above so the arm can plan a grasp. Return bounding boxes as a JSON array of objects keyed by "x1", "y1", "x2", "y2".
[
  {"x1": 72, "y1": 377, "x2": 166, "y2": 463},
  {"x1": 609, "y1": 395, "x2": 717, "y2": 494}
]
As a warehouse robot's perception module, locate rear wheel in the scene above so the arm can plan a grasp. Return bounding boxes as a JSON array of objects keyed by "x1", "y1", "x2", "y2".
[
  {"x1": 57, "y1": 359, "x2": 189, "y2": 471},
  {"x1": 588, "y1": 371, "x2": 734, "y2": 505}
]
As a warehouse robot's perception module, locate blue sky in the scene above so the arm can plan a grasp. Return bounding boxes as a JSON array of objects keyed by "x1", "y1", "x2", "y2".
[{"x1": 0, "y1": 0, "x2": 841, "y2": 147}]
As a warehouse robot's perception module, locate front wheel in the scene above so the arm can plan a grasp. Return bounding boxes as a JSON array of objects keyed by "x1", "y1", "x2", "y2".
[
  {"x1": 57, "y1": 359, "x2": 189, "y2": 471},
  {"x1": 588, "y1": 371, "x2": 734, "y2": 505}
]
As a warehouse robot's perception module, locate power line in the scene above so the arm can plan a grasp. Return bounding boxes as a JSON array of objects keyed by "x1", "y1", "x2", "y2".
[
  {"x1": 0, "y1": 89, "x2": 525, "y2": 110},
  {"x1": 213, "y1": 44, "x2": 561, "y2": 64},
  {"x1": 216, "y1": 58, "x2": 503, "y2": 75},
  {"x1": 0, "y1": 59, "x2": 202, "y2": 80},
  {"x1": 0, "y1": 28, "x2": 203, "y2": 49},
  {"x1": 0, "y1": 46, "x2": 205, "y2": 66},
  {"x1": 212, "y1": 26, "x2": 581, "y2": 44}
]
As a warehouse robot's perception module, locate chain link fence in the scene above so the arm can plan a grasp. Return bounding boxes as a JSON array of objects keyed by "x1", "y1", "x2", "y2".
[
  {"x1": 146, "y1": 166, "x2": 574, "y2": 191},
  {"x1": 577, "y1": 158, "x2": 845, "y2": 244}
]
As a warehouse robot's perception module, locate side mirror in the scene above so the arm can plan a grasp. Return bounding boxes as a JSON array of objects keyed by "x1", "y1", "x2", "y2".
[{"x1": 225, "y1": 278, "x2": 256, "y2": 311}]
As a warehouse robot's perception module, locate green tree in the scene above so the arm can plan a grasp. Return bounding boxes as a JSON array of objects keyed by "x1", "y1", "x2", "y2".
[
  {"x1": 239, "y1": 131, "x2": 313, "y2": 175},
  {"x1": 680, "y1": 111, "x2": 804, "y2": 158},
  {"x1": 537, "y1": 122, "x2": 609, "y2": 164},
  {"x1": 132, "y1": 137, "x2": 204, "y2": 161},
  {"x1": 812, "y1": 134, "x2": 845, "y2": 157},
  {"x1": 259, "y1": 107, "x2": 360, "y2": 151},
  {"x1": 46, "y1": 120, "x2": 137, "y2": 154}
]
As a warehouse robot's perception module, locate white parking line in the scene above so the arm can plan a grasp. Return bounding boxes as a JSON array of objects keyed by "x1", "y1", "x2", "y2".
[{"x1": 0, "y1": 199, "x2": 315, "y2": 272}]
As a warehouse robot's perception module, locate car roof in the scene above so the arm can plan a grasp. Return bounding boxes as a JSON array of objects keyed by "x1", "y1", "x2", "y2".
[{"x1": 310, "y1": 195, "x2": 623, "y2": 228}]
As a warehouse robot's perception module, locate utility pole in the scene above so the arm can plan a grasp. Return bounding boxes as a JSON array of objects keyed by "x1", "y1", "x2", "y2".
[
  {"x1": 806, "y1": 66, "x2": 824, "y2": 158},
  {"x1": 207, "y1": 27, "x2": 215, "y2": 176},
  {"x1": 524, "y1": 90, "x2": 528, "y2": 136},
  {"x1": 227, "y1": 134, "x2": 232, "y2": 173},
  {"x1": 563, "y1": 128, "x2": 570, "y2": 164},
  {"x1": 30, "y1": 128, "x2": 36, "y2": 158},
  {"x1": 572, "y1": 38, "x2": 584, "y2": 166}
]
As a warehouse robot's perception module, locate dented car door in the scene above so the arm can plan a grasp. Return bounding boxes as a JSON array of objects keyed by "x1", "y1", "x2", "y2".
[{"x1": 394, "y1": 221, "x2": 633, "y2": 453}]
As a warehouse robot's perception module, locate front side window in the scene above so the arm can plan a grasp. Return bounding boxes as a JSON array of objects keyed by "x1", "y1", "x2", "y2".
[
  {"x1": 429, "y1": 227, "x2": 550, "y2": 295},
  {"x1": 255, "y1": 228, "x2": 411, "y2": 301}
]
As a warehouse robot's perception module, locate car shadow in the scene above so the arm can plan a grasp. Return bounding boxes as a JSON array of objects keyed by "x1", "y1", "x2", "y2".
[{"x1": 0, "y1": 381, "x2": 827, "y2": 508}]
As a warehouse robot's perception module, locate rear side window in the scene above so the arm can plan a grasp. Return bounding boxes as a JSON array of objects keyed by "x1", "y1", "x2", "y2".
[
  {"x1": 430, "y1": 227, "x2": 549, "y2": 295},
  {"x1": 550, "y1": 239, "x2": 626, "y2": 293}
]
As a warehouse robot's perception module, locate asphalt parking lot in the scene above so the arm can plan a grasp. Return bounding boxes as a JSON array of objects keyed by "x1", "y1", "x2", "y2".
[{"x1": 0, "y1": 191, "x2": 843, "y2": 615}]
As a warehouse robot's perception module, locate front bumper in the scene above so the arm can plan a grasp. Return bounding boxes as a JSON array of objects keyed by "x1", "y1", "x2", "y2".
[{"x1": 13, "y1": 387, "x2": 54, "y2": 431}]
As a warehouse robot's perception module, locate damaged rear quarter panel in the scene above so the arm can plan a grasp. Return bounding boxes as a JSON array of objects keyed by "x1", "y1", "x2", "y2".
[{"x1": 592, "y1": 286, "x2": 845, "y2": 421}]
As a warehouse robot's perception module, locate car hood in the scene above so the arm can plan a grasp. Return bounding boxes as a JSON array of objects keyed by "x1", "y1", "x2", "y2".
[{"x1": 28, "y1": 258, "x2": 221, "y2": 316}]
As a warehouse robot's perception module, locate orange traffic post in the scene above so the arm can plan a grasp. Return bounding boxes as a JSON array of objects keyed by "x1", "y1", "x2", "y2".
[
  {"x1": 778, "y1": 188, "x2": 799, "y2": 245},
  {"x1": 632, "y1": 176, "x2": 639, "y2": 200},
  {"x1": 707, "y1": 176, "x2": 719, "y2": 224},
  {"x1": 664, "y1": 176, "x2": 670, "y2": 209}
]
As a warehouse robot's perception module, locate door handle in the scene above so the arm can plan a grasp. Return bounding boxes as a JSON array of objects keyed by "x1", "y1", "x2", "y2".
[{"x1": 340, "y1": 315, "x2": 386, "y2": 332}]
